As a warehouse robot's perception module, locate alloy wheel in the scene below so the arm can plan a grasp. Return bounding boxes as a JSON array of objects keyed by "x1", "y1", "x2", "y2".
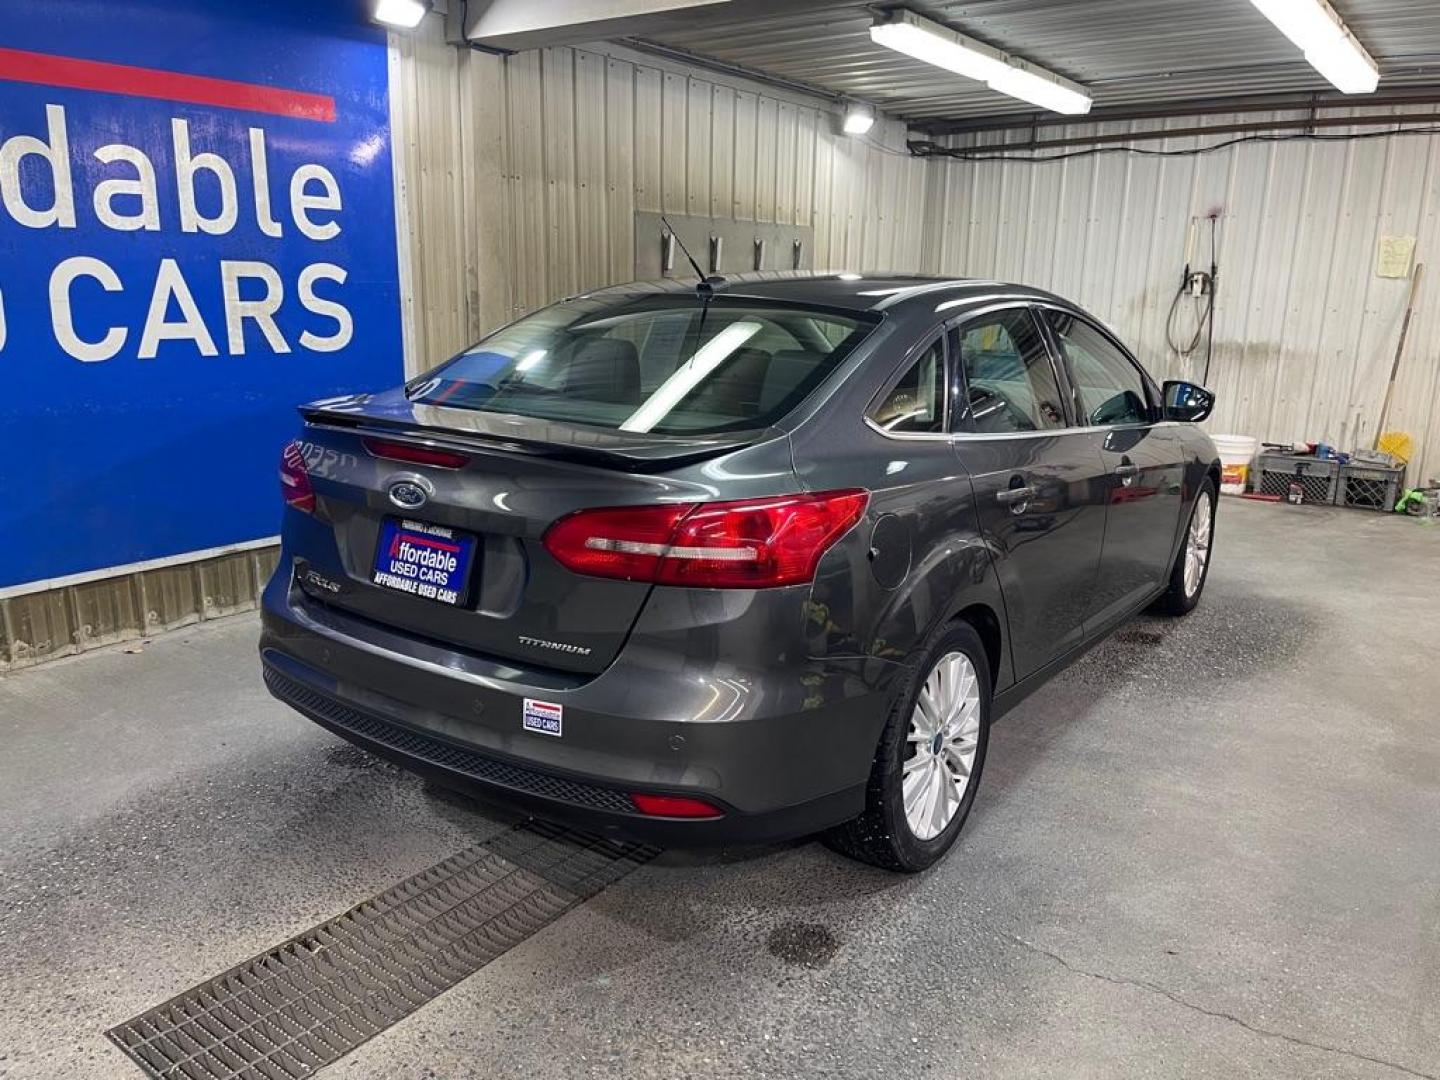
[
  {"x1": 1184, "y1": 491, "x2": 1213, "y2": 598},
  {"x1": 903, "y1": 651, "x2": 982, "y2": 841}
]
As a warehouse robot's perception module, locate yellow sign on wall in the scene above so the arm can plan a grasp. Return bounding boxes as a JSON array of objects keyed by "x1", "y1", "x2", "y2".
[{"x1": 1376, "y1": 234, "x2": 1416, "y2": 279}]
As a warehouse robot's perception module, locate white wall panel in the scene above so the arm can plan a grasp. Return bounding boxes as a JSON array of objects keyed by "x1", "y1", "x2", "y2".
[
  {"x1": 926, "y1": 111, "x2": 1440, "y2": 482},
  {"x1": 392, "y1": 23, "x2": 1436, "y2": 484},
  {"x1": 392, "y1": 21, "x2": 926, "y2": 373}
]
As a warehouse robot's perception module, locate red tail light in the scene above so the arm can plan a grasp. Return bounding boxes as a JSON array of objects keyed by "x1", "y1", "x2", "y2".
[
  {"x1": 543, "y1": 489, "x2": 868, "y2": 589},
  {"x1": 630, "y1": 793, "x2": 724, "y2": 818},
  {"x1": 362, "y1": 437, "x2": 470, "y2": 470},
  {"x1": 280, "y1": 440, "x2": 315, "y2": 513}
]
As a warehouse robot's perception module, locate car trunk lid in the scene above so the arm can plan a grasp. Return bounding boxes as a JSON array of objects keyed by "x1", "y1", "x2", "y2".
[{"x1": 289, "y1": 391, "x2": 781, "y2": 676}]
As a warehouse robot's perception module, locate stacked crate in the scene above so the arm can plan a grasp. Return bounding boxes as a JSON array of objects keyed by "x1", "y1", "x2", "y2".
[
  {"x1": 1254, "y1": 453, "x2": 1340, "y2": 505},
  {"x1": 1253, "y1": 452, "x2": 1405, "y2": 511},
  {"x1": 1337, "y1": 462, "x2": 1406, "y2": 511}
]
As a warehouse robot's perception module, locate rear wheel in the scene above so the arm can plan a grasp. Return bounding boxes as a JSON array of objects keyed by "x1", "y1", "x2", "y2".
[
  {"x1": 826, "y1": 622, "x2": 991, "y2": 872},
  {"x1": 1152, "y1": 481, "x2": 1215, "y2": 616}
]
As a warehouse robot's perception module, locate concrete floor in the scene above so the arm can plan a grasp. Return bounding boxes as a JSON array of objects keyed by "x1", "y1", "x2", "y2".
[{"x1": 2, "y1": 499, "x2": 1438, "y2": 1079}]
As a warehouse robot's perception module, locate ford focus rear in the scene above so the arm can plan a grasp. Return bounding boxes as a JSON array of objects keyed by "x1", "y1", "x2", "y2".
[{"x1": 261, "y1": 273, "x2": 1220, "y2": 871}]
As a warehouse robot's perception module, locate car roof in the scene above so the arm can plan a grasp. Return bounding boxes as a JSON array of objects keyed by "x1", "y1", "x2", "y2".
[{"x1": 574, "y1": 271, "x2": 1075, "y2": 320}]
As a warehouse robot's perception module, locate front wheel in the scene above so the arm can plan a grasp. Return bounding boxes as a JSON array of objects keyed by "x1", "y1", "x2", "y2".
[
  {"x1": 1152, "y1": 480, "x2": 1216, "y2": 616},
  {"x1": 826, "y1": 622, "x2": 991, "y2": 872}
]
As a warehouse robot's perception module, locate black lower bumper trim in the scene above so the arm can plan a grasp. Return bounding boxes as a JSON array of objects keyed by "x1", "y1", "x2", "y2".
[
  {"x1": 263, "y1": 663, "x2": 639, "y2": 815},
  {"x1": 262, "y1": 657, "x2": 866, "y2": 845}
]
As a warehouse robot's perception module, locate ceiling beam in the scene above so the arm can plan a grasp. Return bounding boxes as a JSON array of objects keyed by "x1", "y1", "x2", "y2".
[
  {"x1": 914, "y1": 109, "x2": 1440, "y2": 157},
  {"x1": 465, "y1": 0, "x2": 733, "y2": 51},
  {"x1": 912, "y1": 87, "x2": 1440, "y2": 136}
]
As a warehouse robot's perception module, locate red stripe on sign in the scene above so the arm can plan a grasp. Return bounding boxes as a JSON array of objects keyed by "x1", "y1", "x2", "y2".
[
  {"x1": 402, "y1": 535, "x2": 461, "y2": 553},
  {"x1": 0, "y1": 47, "x2": 335, "y2": 122}
]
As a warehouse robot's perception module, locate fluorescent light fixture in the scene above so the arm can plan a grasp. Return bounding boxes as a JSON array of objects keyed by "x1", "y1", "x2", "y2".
[
  {"x1": 374, "y1": 0, "x2": 427, "y2": 29},
  {"x1": 1248, "y1": 0, "x2": 1379, "y2": 93},
  {"x1": 842, "y1": 102, "x2": 876, "y2": 136},
  {"x1": 869, "y1": 9, "x2": 1091, "y2": 116},
  {"x1": 989, "y1": 59, "x2": 1093, "y2": 115},
  {"x1": 837, "y1": 272, "x2": 863, "y2": 281},
  {"x1": 869, "y1": 10, "x2": 1009, "y2": 82}
]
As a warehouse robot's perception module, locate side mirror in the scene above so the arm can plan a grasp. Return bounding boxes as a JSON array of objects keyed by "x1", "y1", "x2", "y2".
[{"x1": 1161, "y1": 380, "x2": 1214, "y2": 423}]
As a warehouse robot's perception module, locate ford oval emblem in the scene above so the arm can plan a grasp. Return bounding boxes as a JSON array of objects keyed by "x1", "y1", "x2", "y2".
[{"x1": 388, "y1": 480, "x2": 428, "y2": 510}]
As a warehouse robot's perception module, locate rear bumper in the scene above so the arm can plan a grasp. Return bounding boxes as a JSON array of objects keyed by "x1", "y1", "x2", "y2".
[
  {"x1": 261, "y1": 657, "x2": 860, "y2": 844},
  {"x1": 259, "y1": 567, "x2": 897, "y2": 846}
]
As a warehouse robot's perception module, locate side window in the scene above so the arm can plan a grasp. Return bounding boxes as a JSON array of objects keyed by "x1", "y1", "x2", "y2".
[
  {"x1": 954, "y1": 308, "x2": 1067, "y2": 433},
  {"x1": 869, "y1": 336, "x2": 946, "y2": 434},
  {"x1": 1043, "y1": 310, "x2": 1151, "y2": 426}
]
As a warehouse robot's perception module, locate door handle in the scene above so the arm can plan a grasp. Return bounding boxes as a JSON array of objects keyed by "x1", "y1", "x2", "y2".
[
  {"x1": 1114, "y1": 462, "x2": 1140, "y2": 486},
  {"x1": 996, "y1": 485, "x2": 1036, "y2": 510}
]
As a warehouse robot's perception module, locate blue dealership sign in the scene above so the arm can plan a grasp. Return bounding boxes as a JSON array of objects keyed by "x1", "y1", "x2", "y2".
[{"x1": 0, "y1": 0, "x2": 402, "y2": 588}]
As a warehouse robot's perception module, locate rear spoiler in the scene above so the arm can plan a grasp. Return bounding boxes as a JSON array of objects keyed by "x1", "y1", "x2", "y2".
[{"x1": 300, "y1": 406, "x2": 778, "y2": 473}]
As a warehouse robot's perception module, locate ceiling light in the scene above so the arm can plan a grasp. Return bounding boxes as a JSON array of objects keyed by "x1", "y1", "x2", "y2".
[
  {"x1": 989, "y1": 61, "x2": 1093, "y2": 115},
  {"x1": 869, "y1": 9, "x2": 1091, "y2": 116},
  {"x1": 869, "y1": 10, "x2": 1009, "y2": 83},
  {"x1": 1247, "y1": 0, "x2": 1379, "y2": 93},
  {"x1": 373, "y1": 0, "x2": 428, "y2": 29},
  {"x1": 842, "y1": 103, "x2": 876, "y2": 136}
]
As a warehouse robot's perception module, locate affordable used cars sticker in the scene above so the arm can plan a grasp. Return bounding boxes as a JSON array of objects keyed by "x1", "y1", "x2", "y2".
[{"x1": 522, "y1": 698, "x2": 563, "y2": 738}]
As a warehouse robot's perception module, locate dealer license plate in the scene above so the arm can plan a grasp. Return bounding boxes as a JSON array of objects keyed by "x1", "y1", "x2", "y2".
[{"x1": 371, "y1": 518, "x2": 476, "y2": 606}]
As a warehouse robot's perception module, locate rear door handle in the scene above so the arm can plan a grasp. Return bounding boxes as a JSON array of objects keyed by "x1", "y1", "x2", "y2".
[{"x1": 996, "y1": 485, "x2": 1036, "y2": 505}]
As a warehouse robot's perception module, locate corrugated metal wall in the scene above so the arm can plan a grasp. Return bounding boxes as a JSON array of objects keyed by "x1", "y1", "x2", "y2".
[
  {"x1": 388, "y1": 22, "x2": 929, "y2": 371},
  {"x1": 922, "y1": 110, "x2": 1440, "y2": 483},
  {"x1": 392, "y1": 26, "x2": 1438, "y2": 482},
  {"x1": 11, "y1": 28, "x2": 1435, "y2": 669}
]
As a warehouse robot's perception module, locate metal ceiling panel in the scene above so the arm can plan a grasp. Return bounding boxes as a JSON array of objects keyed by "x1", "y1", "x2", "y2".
[{"x1": 636, "y1": 0, "x2": 1440, "y2": 127}]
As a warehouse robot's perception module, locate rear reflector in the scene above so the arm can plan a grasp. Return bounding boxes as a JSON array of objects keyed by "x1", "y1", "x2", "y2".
[
  {"x1": 543, "y1": 490, "x2": 868, "y2": 589},
  {"x1": 362, "y1": 437, "x2": 470, "y2": 470},
  {"x1": 630, "y1": 793, "x2": 724, "y2": 818},
  {"x1": 280, "y1": 440, "x2": 315, "y2": 514}
]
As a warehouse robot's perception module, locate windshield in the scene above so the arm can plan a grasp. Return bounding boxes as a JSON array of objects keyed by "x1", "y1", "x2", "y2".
[{"x1": 406, "y1": 295, "x2": 877, "y2": 435}]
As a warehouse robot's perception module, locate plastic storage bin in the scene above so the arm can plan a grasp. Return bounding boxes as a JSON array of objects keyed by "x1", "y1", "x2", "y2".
[
  {"x1": 1337, "y1": 462, "x2": 1405, "y2": 511},
  {"x1": 1254, "y1": 453, "x2": 1339, "y2": 504}
]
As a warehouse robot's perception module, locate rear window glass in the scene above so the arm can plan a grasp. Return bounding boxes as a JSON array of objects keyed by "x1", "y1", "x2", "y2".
[{"x1": 406, "y1": 296, "x2": 876, "y2": 435}]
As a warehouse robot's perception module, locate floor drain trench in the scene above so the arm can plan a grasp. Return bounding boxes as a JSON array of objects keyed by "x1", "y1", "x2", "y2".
[{"x1": 107, "y1": 821, "x2": 658, "y2": 1079}]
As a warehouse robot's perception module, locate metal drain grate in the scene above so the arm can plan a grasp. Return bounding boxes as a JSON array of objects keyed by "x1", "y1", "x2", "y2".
[{"x1": 107, "y1": 821, "x2": 659, "y2": 1079}]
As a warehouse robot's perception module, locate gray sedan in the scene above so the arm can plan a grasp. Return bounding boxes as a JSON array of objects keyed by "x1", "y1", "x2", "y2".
[{"x1": 261, "y1": 273, "x2": 1220, "y2": 872}]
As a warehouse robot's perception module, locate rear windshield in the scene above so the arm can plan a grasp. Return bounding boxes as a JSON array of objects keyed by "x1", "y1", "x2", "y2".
[{"x1": 406, "y1": 295, "x2": 877, "y2": 435}]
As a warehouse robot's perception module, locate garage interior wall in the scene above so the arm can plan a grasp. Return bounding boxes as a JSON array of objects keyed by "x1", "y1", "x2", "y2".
[
  {"x1": 392, "y1": 27, "x2": 1439, "y2": 484},
  {"x1": 387, "y1": 22, "x2": 928, "y2": 369},
  {"x1": 920, "y1": 110, "x2": 1440, "y2": 484}
]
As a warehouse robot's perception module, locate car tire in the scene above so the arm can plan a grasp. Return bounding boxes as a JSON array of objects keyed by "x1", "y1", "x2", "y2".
[
  {"x1": 826, "y1": 621, "x2": 991, "y2": 873},
  {"x1": 1151, "y1": 479, "x2": 1216, "y2": 616}
]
